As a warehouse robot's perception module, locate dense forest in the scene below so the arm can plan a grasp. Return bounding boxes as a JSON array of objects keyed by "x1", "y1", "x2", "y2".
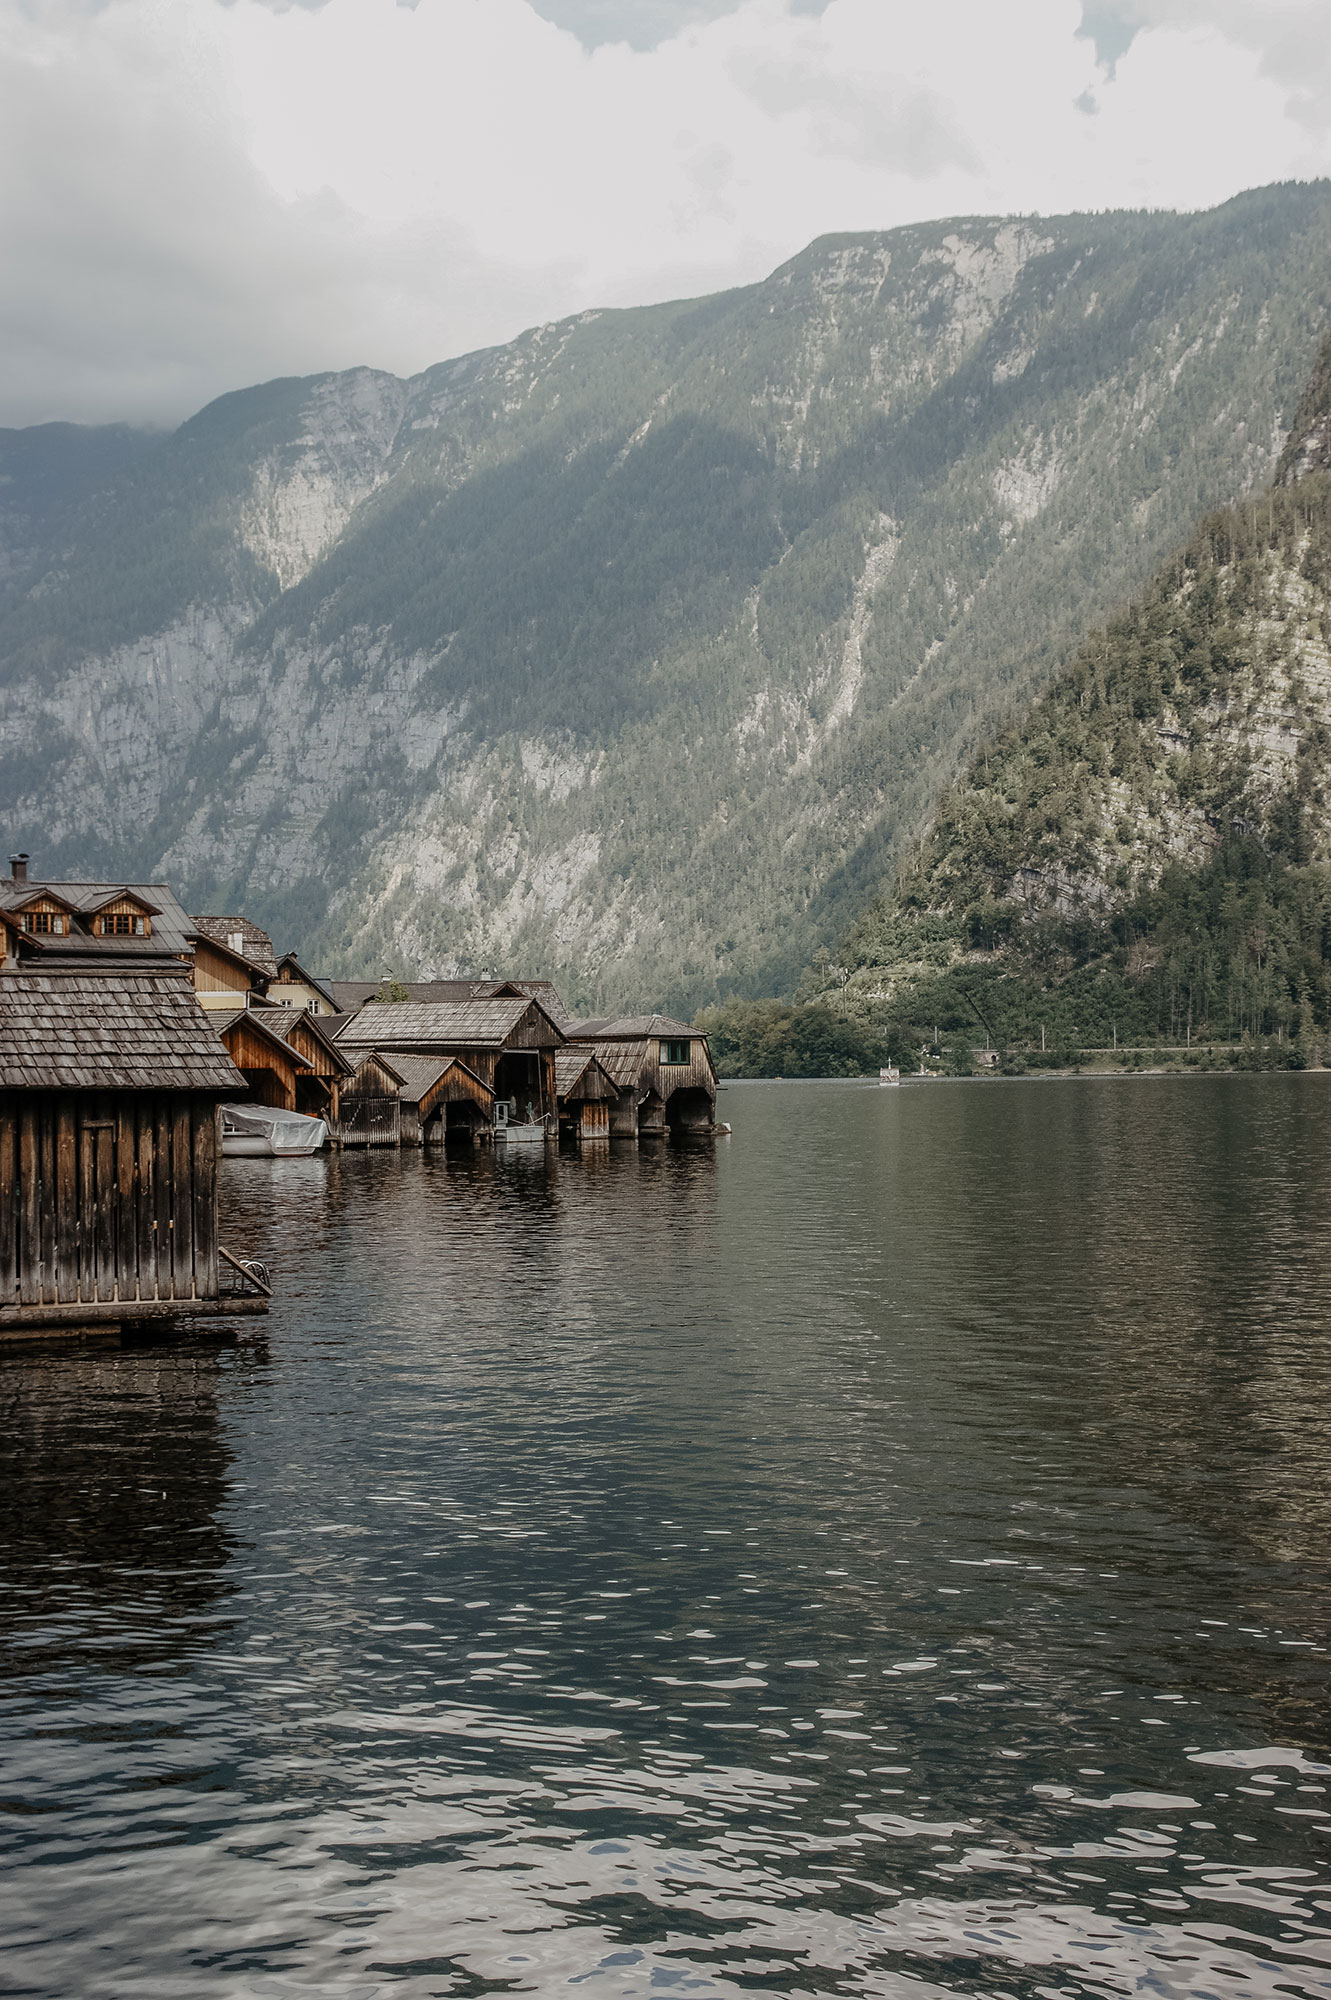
[{"x1": 703, "y1": 331, "x2": 1331, "y2": 1076}]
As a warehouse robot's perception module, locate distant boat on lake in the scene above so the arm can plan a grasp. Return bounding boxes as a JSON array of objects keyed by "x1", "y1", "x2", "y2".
[{"x1": 879, "y1": 1066, "x2": 900, "y2": 1087}]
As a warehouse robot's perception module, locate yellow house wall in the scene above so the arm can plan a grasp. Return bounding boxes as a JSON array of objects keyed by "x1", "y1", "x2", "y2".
[{"x1": 270, "y1": 973, "x2": 335, "y2": 1016}]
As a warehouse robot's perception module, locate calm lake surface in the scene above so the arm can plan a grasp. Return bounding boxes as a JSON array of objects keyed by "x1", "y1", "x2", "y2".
[{"x1": 5, "y1": 1075, "x2": 1331, "y2": 1999}]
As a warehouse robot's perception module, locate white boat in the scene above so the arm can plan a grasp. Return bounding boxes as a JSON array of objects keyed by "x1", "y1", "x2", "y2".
[
  {"x1": 222, "y1": 1104, "x2": 328, "y2": 1157},
  {"x1": 879, "y1": 1066, "x2": 901, "y2": 1087},
  {"x1": 496, "y1": 1118, "x2": 551, "y2": 1147}
]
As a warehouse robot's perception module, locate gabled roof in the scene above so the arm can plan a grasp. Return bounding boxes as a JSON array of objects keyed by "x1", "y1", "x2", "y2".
[
  {"x1": 0, "y1": 877, "x2": 195, "y2": 954},
  {"x1": 212, "y1": 1007, "x2": 314, "y2": 1069},
  {"x1": 6, "y1": 886, "x2": 80, "y2": 914},
  {"x1": 566, "y1": 1031, "x2": 715, "y2": 1093},
  {"x1": 333, "y1": 995, "x2": 565, "y2": 1051},
  {"x1": 390, "y1": 1053, "x2": 494, "y2": 1105},
  {"x1": 345, "y1": 1047, "x2": 408, "y2": 1087},
  {"x1": 0, "y1": 969, "x2": 243, "y2": 1094},
  {"x1": 331, "y1": 979, "x2": 486, "y2": 1012},
  {"x1": 485, "y1": 979, "x2": 574, "y2": 1029},
  {"x1": 569, "y1": 1012, "x2": 696, "y2": 1040},
  {"x1": 83, "y1": 887, "x2": 162, "y2": 917},
  {"x1": 274, "y1": 953, "x2": 336, "y2": 1005},
  {"x1": 329, "y1": 977, "x2": 572, "y2": 1021},
  {"x1": 248, "y1": 1004, "x2": 354, "y2": 1074},
  {"x1": 192, "y1": 915, "x2": 278, "y2": 975},
  {"x1": 554, "y1": 1047, "x2": 618, "y2": 1100},
  {"x1": 577, "y1": 1037, "x2": 654, "y2": 1090}
]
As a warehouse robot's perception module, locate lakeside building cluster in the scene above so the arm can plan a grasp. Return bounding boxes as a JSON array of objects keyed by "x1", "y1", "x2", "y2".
[{"x1": 0, "y1": 856, "x2": 718, "y2": 1338}]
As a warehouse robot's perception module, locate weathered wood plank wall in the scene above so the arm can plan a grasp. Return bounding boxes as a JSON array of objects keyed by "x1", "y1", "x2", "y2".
[
  {"x1": 339, "y1": 1097, "x2": 401, "y2": 1147},
  {"x1": 0, "y1": 1091, "x2": 219, "y2": 1308}
]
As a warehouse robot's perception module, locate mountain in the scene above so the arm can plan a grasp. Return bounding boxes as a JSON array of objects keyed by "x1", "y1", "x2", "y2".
[
  {"x1": 808, "y1": 326, "x2": 1331, "y2": 1069},
  {"x1": 0, "y1": 422, "x2": 158, "y2": 588},
  {"x1": 2, "y1": 183, "x2": 1331, "y2": 1013}
]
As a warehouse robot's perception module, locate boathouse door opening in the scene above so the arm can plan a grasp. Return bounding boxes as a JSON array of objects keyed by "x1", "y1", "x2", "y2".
[
  {"x1": 665, "y1": 1086, "x2": 713, "y2": 1134},
  {"x1": 494, "y1": 1051, "x2": 544, "y2": 1124},
  {"x1": 441, "y1": 1100, "x2": 487, "y2": 1148}
]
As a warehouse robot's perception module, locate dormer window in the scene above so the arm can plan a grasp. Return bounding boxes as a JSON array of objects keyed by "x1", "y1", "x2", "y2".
[
  {"x1": 20, "y1": 911, "x2": 66, "y2": 935},
  {"x1": 94, "y1": 895, "x2": 152, "y2": 937},
  {"x1": 660, "y1": 1039, "x2": 691, "y2": 1065}
]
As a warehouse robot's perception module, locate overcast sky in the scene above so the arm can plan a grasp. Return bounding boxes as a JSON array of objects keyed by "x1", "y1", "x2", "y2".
[{"x1": 2, "y1": 0, "x2": 1329, "y2": 428}]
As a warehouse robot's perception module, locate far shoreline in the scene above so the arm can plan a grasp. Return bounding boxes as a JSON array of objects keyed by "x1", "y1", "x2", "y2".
[{"x1": 717, "y1": 1067, "x2": 1331, "y2": 1085}]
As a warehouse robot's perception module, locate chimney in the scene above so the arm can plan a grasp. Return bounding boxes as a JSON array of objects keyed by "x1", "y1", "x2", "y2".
[{"x1": 9, "y1": 853, "x2": 28, "y2": 885}]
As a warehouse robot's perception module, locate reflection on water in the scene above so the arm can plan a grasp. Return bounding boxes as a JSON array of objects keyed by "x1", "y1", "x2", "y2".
[{"x1": 3, "y1": 1077, "x2": 1331, "y2": 1998}]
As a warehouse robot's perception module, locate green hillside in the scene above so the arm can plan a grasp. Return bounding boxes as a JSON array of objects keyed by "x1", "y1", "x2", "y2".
[
  {"x1": 1, "y1": 186, "x2": 1330, "y2": 1011},
  {"x1": 772, "y1": 328, "x2": 1331, "y2": 1075}
]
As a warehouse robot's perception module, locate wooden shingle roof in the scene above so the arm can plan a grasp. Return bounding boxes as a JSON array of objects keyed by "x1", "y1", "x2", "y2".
[
  {"x1": 333, "y1": 996, "x2": 563, "y2": 1051},
  {"x1": 554, "y1": 1048, "x2": 617, "y2": 1100},
  {"x1": 0, "y1": 971, "x2": 243, "y2": 1094},
  {"x1": 330, "y1": 977, "x2": 572, "y2": 1024},
  {"x1": 569, "y1": 1012, "x2": 695, "y2": 1040},
  {"x1": 577, "y1": 1038, "x2": 654, "y2": 1090},
  {"x1": 193, "y1": 914, "x2": 278, "y2": 974},
  {"x1": 390, "y1": 1054, "x2": 494, "y2": 1104}
]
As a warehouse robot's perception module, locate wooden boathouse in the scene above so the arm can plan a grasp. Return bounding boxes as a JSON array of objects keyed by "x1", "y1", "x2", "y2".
[
  {"x1": 211, "y1": 1007, "x2": 313, "y2": 1112},
  {"x1": 566, "y1": 1014, "x2": 718, "y2": 1138},
  {"x1": 0, "y1": 969, "x2": 271, "y2": 1336},
  {"x1": 392, "y1": 1056, "x2": 494, "y2": 1147},
  {"x1": 339, "y1": 1051, "x2": 406, "y2": 1148},
  {"x1": 333, "y1": 996, "x2": 566, "y2": 1131},
  {"x1": 554, "y1": 1048, "x2": 617, "y2": 1142},
  {"x1": 209, "y1": 1006, "x2": 351, "y2": 1139},
  {"x1": 338, "y1": 1050, "x2": 495, "y2": 1148}
]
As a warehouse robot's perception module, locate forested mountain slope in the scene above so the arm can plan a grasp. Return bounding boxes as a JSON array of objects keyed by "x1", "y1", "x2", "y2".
[
  {"x1": 824, "y1": 327, "x2": 1331, "y2": 1064},
  {"x1": 2, "y1": 184, "x2": 1330, "y2": 1012}
]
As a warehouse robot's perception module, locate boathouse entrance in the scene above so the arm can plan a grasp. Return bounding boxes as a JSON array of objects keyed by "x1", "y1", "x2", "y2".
[
  {"x1": 494, "y1": 1050, "x2": 546, "y2": 1124},
  {"x1": 665, "y1": 1086, "x2": 714, "y2": 1134}
]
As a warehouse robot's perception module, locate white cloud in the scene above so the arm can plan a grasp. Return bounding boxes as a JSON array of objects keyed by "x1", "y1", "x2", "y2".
[{"x1": 0, "y1": 0, "x2": 1327, "y2": 426}]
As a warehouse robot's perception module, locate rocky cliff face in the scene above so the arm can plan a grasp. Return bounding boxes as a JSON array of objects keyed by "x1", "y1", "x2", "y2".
[{"x1": 2, "y1": 185, "x2": 1330, "y2": 1010}]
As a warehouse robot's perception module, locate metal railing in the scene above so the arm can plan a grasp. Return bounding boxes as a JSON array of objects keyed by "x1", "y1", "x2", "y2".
[{"x1": 218, "y1": 1244, "x2": 273, "y2": 1298}]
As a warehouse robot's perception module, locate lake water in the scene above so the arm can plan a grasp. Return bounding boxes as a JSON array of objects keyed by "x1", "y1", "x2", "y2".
[{"x1": 4, "y1": 1076, "x2": 1331, "y2": 1999}]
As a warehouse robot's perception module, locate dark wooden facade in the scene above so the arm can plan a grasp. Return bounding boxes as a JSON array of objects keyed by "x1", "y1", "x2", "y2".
[
  {"x1": 0, "y1": 970, "x2": 268, "y2": 1334},
  {"x1": 554, "y1": 1049, "x2": 617, "y2": 1142},
  {"x1": 340, "y1": 1052, "x2": 405, "y2": 1148},
  {"x1": 248, "y1": 1006, "x2": 350, "y2": 1125},
  {"x1": 0, "y1": 1092, "x2": 221, "y2": 1316},
  {"x1": 566, "y1": 1015, "x2": 717, "y2": 1138},
  {"x1": 214, "y1": 1010, "x2": 311, "y2": 1112},
  {"x1": 333, "y1": 997, "x2": 565, "y2": 1135}
]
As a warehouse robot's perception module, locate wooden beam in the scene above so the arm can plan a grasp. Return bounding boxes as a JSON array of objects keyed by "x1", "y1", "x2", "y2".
[{"x1": 0, "y1": 1294, "x2": 269, "y2": 1333}]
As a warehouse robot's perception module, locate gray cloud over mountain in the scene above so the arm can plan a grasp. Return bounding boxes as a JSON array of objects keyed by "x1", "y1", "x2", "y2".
[
  {"x1": 528, "y1": 0, "x2": 828, "y2": 50},
  {"x1": 2, "y1": 0, "x2": 1327, "y2": 431}
]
